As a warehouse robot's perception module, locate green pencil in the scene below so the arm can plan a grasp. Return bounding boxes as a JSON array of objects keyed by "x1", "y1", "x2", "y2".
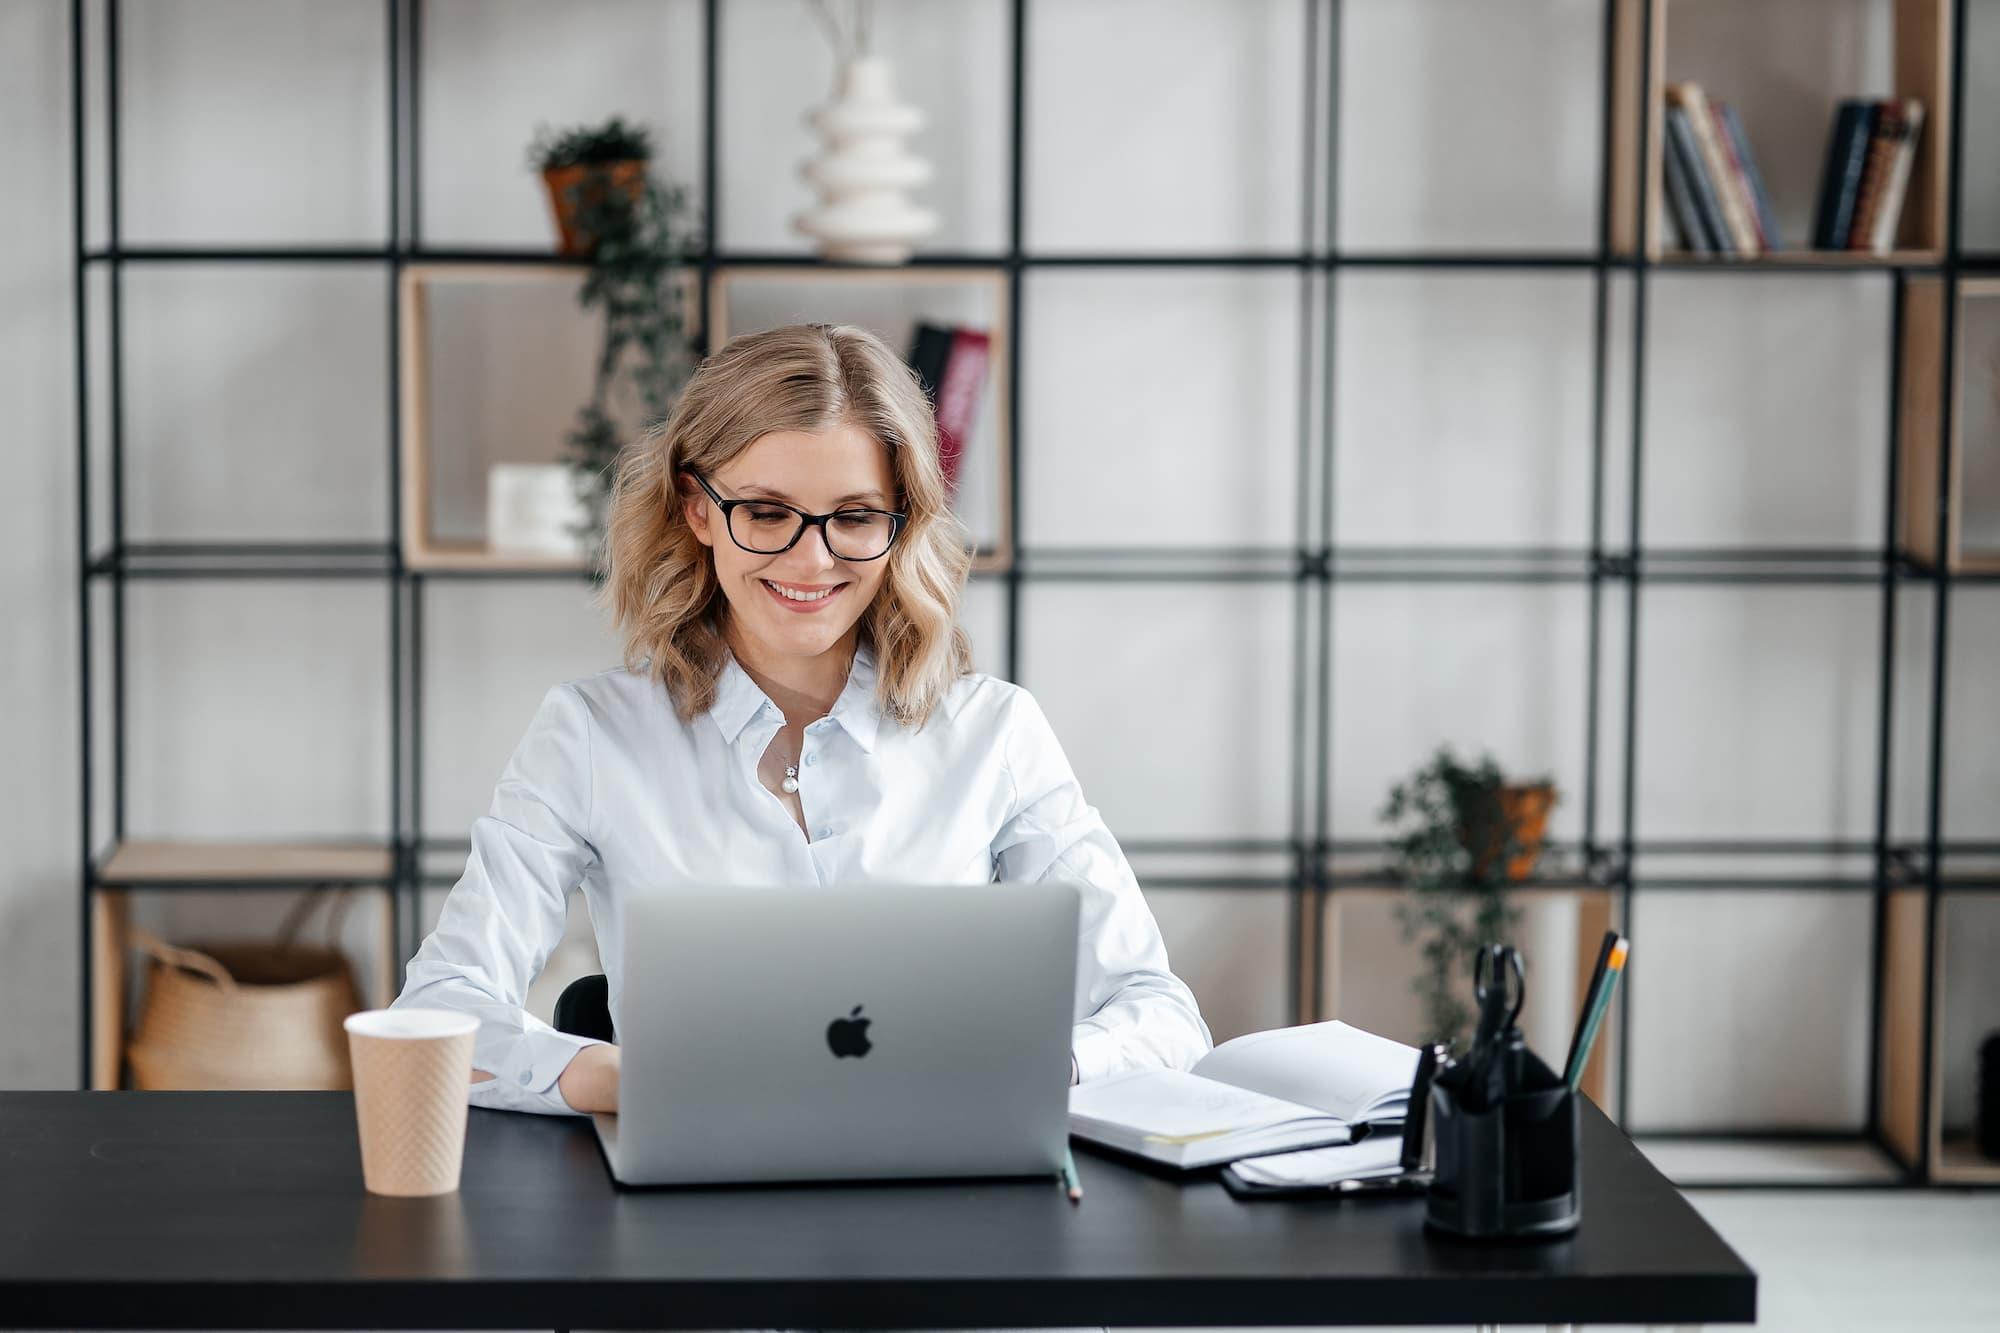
[
  {"x1": 1565, "y1": 938, "x2": 1628, "y2": 1090},
  {"x1": 1060, "y1": 1146, "x2": 1082, "y2": 1203}
]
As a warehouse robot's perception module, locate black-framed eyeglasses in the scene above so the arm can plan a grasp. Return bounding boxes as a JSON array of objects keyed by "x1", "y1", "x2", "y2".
[{"x1": 682, "y1": 468, "x2": 907, "y2": 562}]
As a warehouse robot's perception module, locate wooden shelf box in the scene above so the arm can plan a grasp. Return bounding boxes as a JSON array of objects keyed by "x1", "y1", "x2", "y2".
[
  {"x1": 1877, "y1": 885, "x2": 2000, "y2": 1183},
  {"x1": 1611, "y1": 0, "x2": 1954, "y2": 265},
  {"x1": 398, "y1": 262, "x2": 703, "y2": 573},
  {"x1": 1900, "y1": 278, "x2": 2000, "y2": 573}
]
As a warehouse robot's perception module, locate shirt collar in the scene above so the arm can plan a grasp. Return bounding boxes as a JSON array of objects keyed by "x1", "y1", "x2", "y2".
[{"x1": 709, "y1": 641, "x2": 882, "y2": 753}]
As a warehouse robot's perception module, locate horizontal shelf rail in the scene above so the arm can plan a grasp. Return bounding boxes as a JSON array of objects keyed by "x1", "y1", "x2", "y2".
[
  {"x1": 77, "y1": 243, "x2": 1961, "y2": 277},
  {"x1": 85, "y1": 541, "x2": 1991, "y2": 585}
]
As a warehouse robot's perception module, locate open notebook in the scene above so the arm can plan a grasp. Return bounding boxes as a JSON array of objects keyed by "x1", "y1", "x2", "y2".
[{"x1": 1066, "y1": 1020, "x2": 1420, "y2": 1169}]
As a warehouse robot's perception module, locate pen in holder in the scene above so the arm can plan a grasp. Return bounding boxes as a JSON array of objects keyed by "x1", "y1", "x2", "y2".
[{"x1": 1423, "y1": 945, "x2": 1581, "y2": 1241}]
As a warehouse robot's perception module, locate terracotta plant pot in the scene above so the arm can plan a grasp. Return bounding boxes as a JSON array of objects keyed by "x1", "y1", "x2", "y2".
[
  {"x1": 540, "y1": 159, "x2": 648, "y2": 258},
  {"x1": 1458, "y1": 782, "x2": 1556, "y2": 882}
]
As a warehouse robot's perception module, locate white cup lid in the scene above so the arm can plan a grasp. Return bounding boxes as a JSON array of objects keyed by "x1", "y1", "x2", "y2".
[{"x1": 344, "y1": 1008, "x2": 479, "y2": 1040}]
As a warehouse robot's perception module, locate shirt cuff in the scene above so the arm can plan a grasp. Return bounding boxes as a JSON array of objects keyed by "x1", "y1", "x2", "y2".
[{"x1": 520, "y1": 1028, "x2": 611, "y2": 1114}]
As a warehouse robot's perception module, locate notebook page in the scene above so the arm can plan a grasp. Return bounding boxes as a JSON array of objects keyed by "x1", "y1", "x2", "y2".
[
  {"x1": 1190, "y1": 1020, "x2": 1419, "y2": 1122},
  {"x1": 1067, "y1": 1070, "x2": 1338, "y2": 1142}
]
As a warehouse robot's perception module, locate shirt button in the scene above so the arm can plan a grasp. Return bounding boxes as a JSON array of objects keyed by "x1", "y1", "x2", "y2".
[
  {"x1": 805, "y1": 752, "x2": 818, "y2": 767},
  {"x1": 518, "y1": 1070, "x2": 532, "y2": 1086},
  {"x1": 818, "y1": 827, "x2": 833, "y2": 839}
]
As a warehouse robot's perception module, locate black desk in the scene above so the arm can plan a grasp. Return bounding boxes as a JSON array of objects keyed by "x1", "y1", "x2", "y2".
[{"x1": 0, "y1": 1092, "x2": 1753, "y2": 1329}]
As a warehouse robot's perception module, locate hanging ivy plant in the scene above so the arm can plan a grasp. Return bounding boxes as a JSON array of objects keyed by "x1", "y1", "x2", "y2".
[{"x1": 526, "y1": 119, "x2": 703, "y2": 564}]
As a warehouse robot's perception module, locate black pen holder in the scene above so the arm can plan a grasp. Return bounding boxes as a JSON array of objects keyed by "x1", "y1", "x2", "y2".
[{"x1": 1424, "y1": 1047, "x2": 1580, "y2": 1241}]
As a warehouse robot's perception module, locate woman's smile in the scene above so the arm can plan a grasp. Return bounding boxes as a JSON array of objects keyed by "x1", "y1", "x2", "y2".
[{"x1": 761, "y1": 576, "x2": 851, "y2": 612}]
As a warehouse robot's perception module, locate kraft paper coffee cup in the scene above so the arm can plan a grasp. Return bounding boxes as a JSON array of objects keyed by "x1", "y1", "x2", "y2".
[{"x1": 344, "y1": 1008, "x2": 480, "y2": 1197}]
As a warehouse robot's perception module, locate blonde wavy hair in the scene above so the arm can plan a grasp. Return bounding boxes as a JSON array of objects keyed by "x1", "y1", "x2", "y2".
[{"x1": 599, "y1": 322, "x2": 974, "y2": 729}]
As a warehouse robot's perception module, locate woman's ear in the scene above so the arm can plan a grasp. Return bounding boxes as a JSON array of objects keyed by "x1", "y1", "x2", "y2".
[{"x1": 677, "y1": 473, "x2": 714, "y2": 547}]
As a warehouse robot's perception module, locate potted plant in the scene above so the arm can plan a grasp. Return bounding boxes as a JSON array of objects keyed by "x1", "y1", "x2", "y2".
[
  {"x1": 1380, "y1": 747, "x2": 1557, "y2": 1047},
  {"x1": 526, "y1": 118, "x2": 702, "y2": 560},
  {"x1": 529, "y1": 116, "x2": 655, "y2": 259}
]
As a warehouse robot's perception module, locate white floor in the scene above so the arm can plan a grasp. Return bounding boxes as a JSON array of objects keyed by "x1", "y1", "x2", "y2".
[{"x1": 1675, "y1": 1188, "x2": 2000, "y2": 1331}]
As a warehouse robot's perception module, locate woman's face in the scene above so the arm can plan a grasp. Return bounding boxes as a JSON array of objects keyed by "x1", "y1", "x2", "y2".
[{"x1": 683, "y1": 423, "x2": 899, "y2": 667}]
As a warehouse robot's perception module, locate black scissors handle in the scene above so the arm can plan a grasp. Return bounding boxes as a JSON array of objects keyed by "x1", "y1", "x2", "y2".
[{"x1": 1473, "y1": 944, "x2": 1525, "y2": 1035}]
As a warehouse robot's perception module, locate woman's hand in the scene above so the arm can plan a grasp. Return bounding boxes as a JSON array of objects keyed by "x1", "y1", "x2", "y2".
[{"x1": 556, "y1": 1043, "x2": 621, "y2": 1114}]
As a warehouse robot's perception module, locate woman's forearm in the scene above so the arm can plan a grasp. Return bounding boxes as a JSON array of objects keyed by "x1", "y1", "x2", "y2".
[{"x1": 555, "y1": 1043, "x2": 621, "y2": 1113}]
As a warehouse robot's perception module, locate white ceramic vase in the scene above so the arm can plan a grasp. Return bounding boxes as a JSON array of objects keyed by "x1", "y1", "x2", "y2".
[{"x1": 792, "y1": 55, "x2": 939, "y2": 264}]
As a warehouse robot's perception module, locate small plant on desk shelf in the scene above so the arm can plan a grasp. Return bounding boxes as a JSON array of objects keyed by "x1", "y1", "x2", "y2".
[
  {"x1": 527, "y1": 116, "x2": 702, "y2": 564},
  {"x1": 1381, "y1": 746, "x2": 1557, "y2": 1048}
]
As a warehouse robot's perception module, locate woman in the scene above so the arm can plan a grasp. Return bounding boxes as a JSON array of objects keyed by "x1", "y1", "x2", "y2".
[{"x1": 392, "y1": 322, "x2": 1211, "y2": 1115}]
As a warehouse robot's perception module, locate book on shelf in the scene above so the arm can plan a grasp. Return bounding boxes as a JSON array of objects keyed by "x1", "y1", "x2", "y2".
[
  {"x1": 1661, "y1": 115, "x2": 1711, "y2": 253},
  {"x1": 1066, "y1": 1020, "x2": 1419, "y2": 1170},
  {"x1": 907, "y1": 321, "x2": 990, "y2": 495},
  {"x1": 1858, "y1": 100, "x2": 1925, "y2": 254},
  {"x1": 1715, "y1": 101, "x2": 1780, "y2": 251},
  {"x1": 1660, "y1": 84, "x2": 1777, "y2": 256},
  {"x1": 1811, "y1": 98, "x2": 1925, "y2": 254},
  {"x1": 1872, "y1": 100, "x2": 1925, "y2": 253},
  {"x1": 1847, "y1": 104, "x2": 1902, "y2": 250},
  {"x1": 1664, "y1": 103, "x2": 1730, "y2": 254},
  {"x1": 1667, "y1": 83, "x2": 1761, "y2": 256},
  {"x1": 1813, "y1": 100, "x2": 1878, "y2": 250}
]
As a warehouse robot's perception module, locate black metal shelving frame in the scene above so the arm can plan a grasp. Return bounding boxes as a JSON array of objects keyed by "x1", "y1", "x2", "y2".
[{"x1": 69, "y1": 0, "x2": 1993, "y2": 1187}]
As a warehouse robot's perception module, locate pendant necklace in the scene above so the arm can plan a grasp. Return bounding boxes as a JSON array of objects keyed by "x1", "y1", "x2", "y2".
[{"x1": 775, "y1": 653, "x2": 854, "y2": 797}]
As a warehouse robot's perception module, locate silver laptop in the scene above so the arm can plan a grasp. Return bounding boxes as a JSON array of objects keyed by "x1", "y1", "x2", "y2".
[{"x1": 592, "y1": 881, "x2": 1080, "y2": 1186}]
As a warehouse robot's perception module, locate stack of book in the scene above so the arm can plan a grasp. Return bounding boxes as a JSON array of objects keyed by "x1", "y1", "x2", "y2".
[
  {"x1": 907, "y1": 321, "x2": 991, "y2": 495},
  {"x1": 1810, "y1": 97, "x2": 1926, "y2": 255},
  {"x1": 1661, "y1": 82, "x2": 1779, "y2": 257}
]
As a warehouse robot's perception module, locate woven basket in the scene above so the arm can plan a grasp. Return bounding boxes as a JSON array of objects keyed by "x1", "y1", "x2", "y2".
[{"x1": 126, "y1": 890, "x2": 364, "y2": 1091}]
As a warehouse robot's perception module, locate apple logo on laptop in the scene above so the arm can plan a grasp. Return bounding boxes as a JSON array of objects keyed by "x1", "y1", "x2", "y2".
[{"x1": 827, "y1": 1005, "x2": 872, "y2": 1058}]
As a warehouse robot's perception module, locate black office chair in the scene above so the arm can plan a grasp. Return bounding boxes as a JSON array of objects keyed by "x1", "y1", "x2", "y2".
[{"x1": 553, "y1": 973, "x2": 615, "y2": 1044}]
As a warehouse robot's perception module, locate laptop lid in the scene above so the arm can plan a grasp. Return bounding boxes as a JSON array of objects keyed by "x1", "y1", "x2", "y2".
[{"x1": 598, "y1": 881, "x2": 1080, "y2": 1186}]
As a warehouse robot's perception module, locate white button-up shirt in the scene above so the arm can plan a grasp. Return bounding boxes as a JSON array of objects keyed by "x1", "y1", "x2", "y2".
[{"x1": 391, "y1": 642, "x2": 1213, "y2": 1116}]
